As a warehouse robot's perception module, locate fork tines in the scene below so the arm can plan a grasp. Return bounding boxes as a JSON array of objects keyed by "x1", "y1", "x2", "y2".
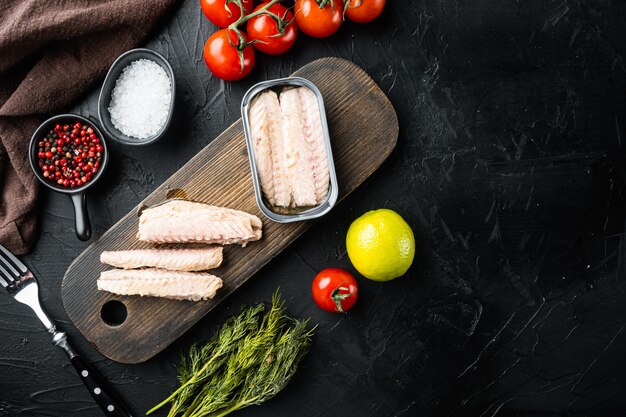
[{"x1": 0, "y1": 244, "x2": 28, "y2": 288}]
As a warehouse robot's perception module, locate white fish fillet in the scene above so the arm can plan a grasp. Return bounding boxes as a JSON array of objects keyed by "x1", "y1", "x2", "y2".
[
  {"x1": 280, "y1": 88, "x2": 318, "y2": 207},
  {"x1": 97, "y1": 268, "x2": 223, "y2": 301},
  {"x1": 138, "y1": 200, "x2": 262, "y2": 245},
  {"x1": 296, "y1": 87, "x2": 330, "y2": 202},
  {"x1": 100, "y1": 247, "x2": 223, "y2": 271},
  {"x1": 248, "y1": 87, "x2": 330, "y2": 208},
  {"x1": 248, "y1": 90, "x2": 291, "y2": 206}
]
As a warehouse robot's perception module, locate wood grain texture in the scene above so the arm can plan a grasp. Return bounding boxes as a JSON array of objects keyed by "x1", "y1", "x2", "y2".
[{"x1": 61, "y1": 57, "x2": 398, "y2": 364}]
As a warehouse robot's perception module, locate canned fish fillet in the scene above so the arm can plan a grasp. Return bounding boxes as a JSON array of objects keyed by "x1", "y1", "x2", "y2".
[{"x1": 241, "y1": 77, "x2": 338, "y2": 223}]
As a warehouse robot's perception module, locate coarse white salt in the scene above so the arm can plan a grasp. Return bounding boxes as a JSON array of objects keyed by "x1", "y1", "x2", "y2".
[{"x1": 108, "y1": 59, "x2": 172, "y2": 140}]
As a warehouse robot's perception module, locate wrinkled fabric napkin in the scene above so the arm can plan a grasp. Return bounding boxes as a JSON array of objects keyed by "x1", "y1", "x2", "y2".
[{"x1": 0, "y1": 0, "x2": 178, "y2": 254}]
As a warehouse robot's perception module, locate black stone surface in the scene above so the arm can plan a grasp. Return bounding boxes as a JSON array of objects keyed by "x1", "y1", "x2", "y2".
[{"x1": 2, "y1": 1, "x2": 626, "y2": 416}]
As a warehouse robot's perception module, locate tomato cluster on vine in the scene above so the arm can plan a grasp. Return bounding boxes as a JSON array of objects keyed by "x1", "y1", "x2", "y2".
[{"x1": 200, "y1": 0, "x2": 386, "y2": 80}]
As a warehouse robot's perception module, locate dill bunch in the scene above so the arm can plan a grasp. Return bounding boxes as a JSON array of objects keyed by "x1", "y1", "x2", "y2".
[{"x1": 146, "y1": 292, "x2": 314, "y2": 417}]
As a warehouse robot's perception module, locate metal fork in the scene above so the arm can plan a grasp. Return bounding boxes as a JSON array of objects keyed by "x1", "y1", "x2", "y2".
[{"x1": 0, "y1": 244, "x2": 134, "y2": 417}]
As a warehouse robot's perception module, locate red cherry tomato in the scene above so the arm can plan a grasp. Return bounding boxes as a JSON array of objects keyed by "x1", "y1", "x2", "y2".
[
  {"x1": 345, "y1": 0, "x2": 386, "y2": 23},
  {"x1": 247, "y1": 3, "x2": 298, "y2": 55},
  {"x1": 312, "y1": 268, "x2": 358, "y2": 313},
  {"x1": 200, "y1": 0, "x2": 254, "y2": 28},
  {"x1": 294, "y1": 0, "x2": 343, "y2": 38},
  {"x1": 204, "y1": 29, "x2": 255, "y2": 81}
]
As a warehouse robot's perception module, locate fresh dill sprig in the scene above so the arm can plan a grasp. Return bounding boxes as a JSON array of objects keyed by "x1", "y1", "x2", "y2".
[
  {"x1": 147, "y1": 292, "x2": 314, "y2": 417},
  {"x1": 226, "y1": 319, "x2": 315, "y2": 413},
  {"x1": 147, "y1": 303, "x2": 266, "y2": 416}
]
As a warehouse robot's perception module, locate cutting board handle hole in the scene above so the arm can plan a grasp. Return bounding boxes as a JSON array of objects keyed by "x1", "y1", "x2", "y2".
[{"x1": 100, "y1": 300, "x2": 127, "y2": 327}]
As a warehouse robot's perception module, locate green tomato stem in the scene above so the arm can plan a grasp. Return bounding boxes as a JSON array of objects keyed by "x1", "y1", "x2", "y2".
[
  {"x1": 331, "y1": 286, "x2": 352, "y2": 313},
  {"x1": 227, "y1": 0, "x2": 282, "y2": 32}
]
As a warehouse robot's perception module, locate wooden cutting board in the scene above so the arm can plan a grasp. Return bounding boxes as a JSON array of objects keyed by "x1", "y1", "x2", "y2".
[{"x1": 61, "y1": 57, "x2": 398, "y2": 364}]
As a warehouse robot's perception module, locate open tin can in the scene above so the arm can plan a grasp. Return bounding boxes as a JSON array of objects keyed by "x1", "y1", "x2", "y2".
[{"x1": 241, "y1": 76, "x2": 339, "y2": 223}]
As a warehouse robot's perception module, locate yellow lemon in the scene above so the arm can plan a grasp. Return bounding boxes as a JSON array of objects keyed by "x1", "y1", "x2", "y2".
[{"x1": 346, "y1": 209, "x2": 415, "y2": 282}]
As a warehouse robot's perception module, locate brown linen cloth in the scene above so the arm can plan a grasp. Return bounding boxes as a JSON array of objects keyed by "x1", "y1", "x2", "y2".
[{"x1": 0, "y1": 0, "x2": 178, "y2": 254}]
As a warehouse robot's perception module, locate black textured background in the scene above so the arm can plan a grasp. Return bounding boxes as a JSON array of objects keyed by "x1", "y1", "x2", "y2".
[{"x1": 3, "y1": 0, "x2": 626, "y2": 416}]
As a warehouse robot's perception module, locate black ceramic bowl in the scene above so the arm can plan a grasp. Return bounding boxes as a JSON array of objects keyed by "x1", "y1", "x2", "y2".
[
  {"x1": 29, "y1": 114, "x2": 109, "y2": 241},
  {"x1": 98, "y1": 48, "x2": 175, "y2": 146}
]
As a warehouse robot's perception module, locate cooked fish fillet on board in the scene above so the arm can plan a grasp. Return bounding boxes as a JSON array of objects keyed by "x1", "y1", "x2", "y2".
[
  {"x1": 138, "y1": 200, "x2": 262, "y2": 245},
  {"x1": 97, "y1": 269, "x2": 223, "y2": 301},
  {"x1": 100, "y1": 247, "x2": 223, "y2": 271}
]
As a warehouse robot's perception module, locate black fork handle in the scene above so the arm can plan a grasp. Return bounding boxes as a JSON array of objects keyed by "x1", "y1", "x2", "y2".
[
  {"x1": 52, "y1": 330, "x2": 134, "y2": 417},
  {"x1": 71, "y1": 355, "x2": 134, "y2": 417}
]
